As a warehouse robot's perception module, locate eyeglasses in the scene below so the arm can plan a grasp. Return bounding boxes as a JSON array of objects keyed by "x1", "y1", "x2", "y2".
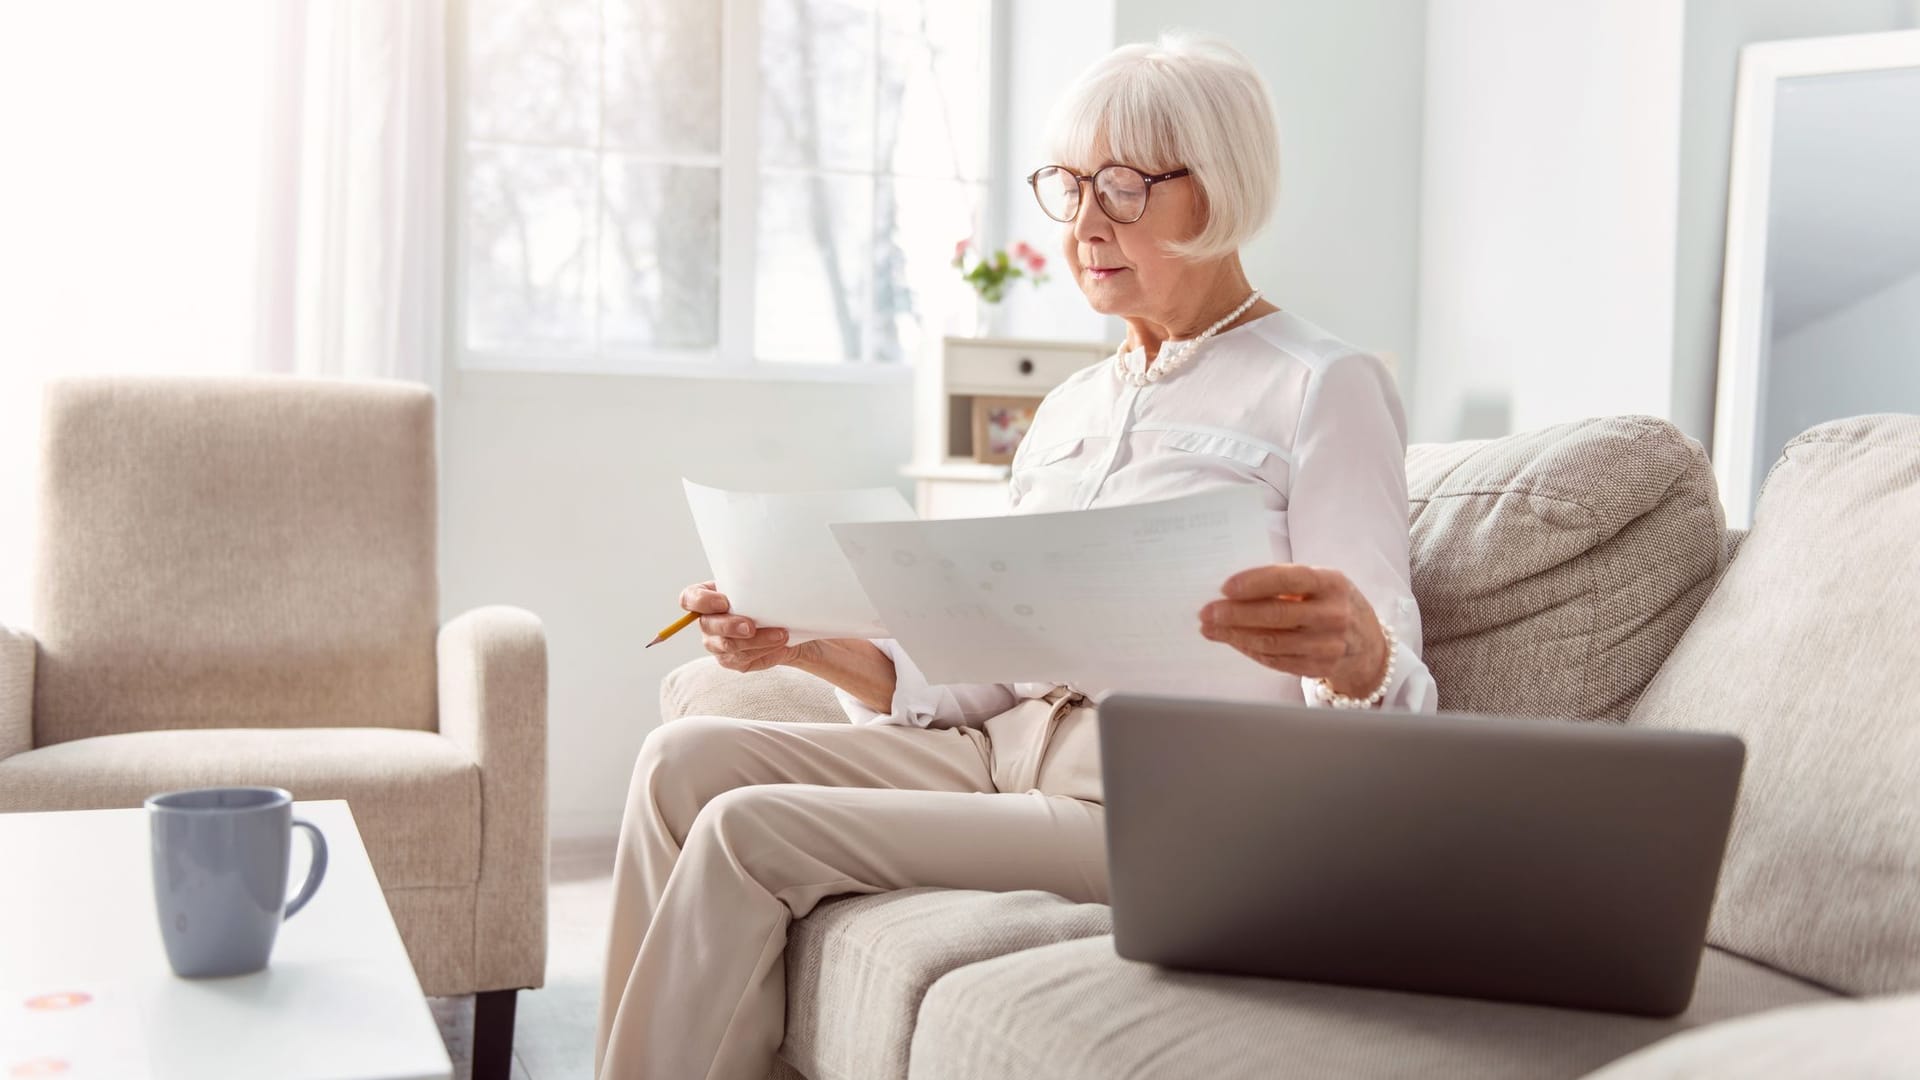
[{"x1": 1026, "y1": 164, "x2": 1191, "y2": 225}]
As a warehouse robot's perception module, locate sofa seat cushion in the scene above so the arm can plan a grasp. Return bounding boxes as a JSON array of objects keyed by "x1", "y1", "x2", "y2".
[
  {"x1": 906, "y1": 937, "x2": 1831, "y2": 1080},
  {"x1": 1406, "y1": 416, "x2": 1723, "y2": 721},
  {"x1": 780, "y1": 887, "x2": 1112, "y2": 1080},
  {"x1": 1628, "y1": 414, "x2": 1920, "y2": 995},
  {"x1": 0, "y1": 727, "x2": 479, "y2": 889}
]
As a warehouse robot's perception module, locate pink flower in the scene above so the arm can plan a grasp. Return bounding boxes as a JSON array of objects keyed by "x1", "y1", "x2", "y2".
[
  {"x1": 1026, "y1": 254, "x2": 1047, "y2": 272},
  {"x1": 1011, "y1": 240, "x2": 1033, "y2": 259},
  {"x1": 954, "y1": 238, "x2": 971, "y2": 259}
]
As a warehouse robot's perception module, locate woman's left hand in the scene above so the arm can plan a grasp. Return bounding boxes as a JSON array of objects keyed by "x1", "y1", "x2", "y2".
[{"x1": 1199, "y1": 564, "x2": 1389, "y2": 697}]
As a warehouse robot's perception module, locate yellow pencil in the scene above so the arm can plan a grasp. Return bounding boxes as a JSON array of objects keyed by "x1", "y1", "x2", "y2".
[{"x1": 646, "y1": 610, "x2": 700, "y2": 648}]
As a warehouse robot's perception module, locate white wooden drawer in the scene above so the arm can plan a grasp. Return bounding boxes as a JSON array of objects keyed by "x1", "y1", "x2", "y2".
[
  {"x1": 944, "y1": 341, "x2": 1103, "y2": 394},
  {"x1": 917, "y1": 477, "x2": 1011, "y2": 519}
]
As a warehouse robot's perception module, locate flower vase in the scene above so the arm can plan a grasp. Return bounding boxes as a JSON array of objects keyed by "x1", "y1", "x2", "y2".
[{"x1": 973, "y1": 301, "x2": 996, "y2": 339}]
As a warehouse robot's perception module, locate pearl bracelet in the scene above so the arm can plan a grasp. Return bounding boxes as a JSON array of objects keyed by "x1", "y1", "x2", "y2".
[{"x1": 1309, "y1": 619, "x2": 1398, "y2": 709}]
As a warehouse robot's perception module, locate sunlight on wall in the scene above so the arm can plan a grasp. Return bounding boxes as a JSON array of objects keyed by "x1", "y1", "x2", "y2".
[{"x1": 0, "y1": 2, "x2": 268, "y2": 624}]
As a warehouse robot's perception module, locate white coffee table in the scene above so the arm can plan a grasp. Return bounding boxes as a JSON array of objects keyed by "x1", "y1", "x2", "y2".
[{"x1": 0, "y1": 800, "x2": 452, "y2": 1080}]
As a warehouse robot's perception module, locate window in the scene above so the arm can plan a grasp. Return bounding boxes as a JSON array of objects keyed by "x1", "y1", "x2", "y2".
[{"x1": 459, "y1": 0, "x2": 992, "y2": 375}]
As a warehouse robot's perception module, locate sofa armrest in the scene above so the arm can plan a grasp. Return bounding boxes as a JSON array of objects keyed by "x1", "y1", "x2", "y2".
[
  {"x1": 0, "y1": 624, "x2": 33, "y2": 763},
  {"x1": 1583, "y1": 992, "x2": 1920, "y2": 1078},
  {"x1": 660, "y1": 657, "x2": 849, "y2": 726},
  {"x1": 438, "y1": 605, "x2": 548, "y2": 990}
]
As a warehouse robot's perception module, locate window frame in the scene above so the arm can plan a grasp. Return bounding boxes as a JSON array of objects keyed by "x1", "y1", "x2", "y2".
[{"x1": 446, "y1": 0, "x2": 1006, "y2": 383}]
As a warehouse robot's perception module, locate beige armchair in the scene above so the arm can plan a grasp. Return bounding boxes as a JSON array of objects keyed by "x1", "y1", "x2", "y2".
[{"x1": 0, "y1": 376, "x2": 546, "y2": 1078}]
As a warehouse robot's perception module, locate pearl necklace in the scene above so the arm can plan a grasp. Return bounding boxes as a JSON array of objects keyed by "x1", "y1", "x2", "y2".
[{"x1": 1113, "y1": 289, "x2": 1263, "y2": 386}]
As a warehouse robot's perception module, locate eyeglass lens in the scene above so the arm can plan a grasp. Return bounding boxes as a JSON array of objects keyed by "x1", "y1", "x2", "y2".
[{"x1": 1032, "y1": 165, "x2": 1152, "y2": 224}]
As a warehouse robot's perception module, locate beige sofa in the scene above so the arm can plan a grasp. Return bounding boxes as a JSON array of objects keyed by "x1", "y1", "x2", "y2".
[
  {"x1": 658, "y1": 413, "x2": 1920, "y2": 1079},
  {"x1": 0, "y1": 377, "x2": 548, "y2": 1077}
]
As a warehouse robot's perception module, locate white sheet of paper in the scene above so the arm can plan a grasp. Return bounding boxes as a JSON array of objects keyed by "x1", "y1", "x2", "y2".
[
  {"x1": 683, "y1": 480, "x2": 916, "y2": 642},
  {"x1": 829, "y1": 486, "x2": 1279, "y2": 696}
]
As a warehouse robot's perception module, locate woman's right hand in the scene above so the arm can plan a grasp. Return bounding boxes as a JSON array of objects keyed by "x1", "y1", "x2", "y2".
[{"x1": 682, "y1": 581, "x2": 804, "y2": 673}]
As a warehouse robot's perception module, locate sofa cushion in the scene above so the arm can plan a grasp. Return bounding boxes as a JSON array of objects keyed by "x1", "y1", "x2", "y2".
[
  {"x1": 662, "y1": 658, "x2": 846, "y2": 726},
  {"x1": 780, "y1": 887, "x2": 1111, "y2": 1080},
  {"x1": 906, "y1": 937, "x2": 1831, "y2": 1080},
  {"x1": 0, "y1": 727, "x2": 479, "y2": 889},
  {"x1": 1628, "y1": 414, "x2": 1920, "y2": 995},
  {"x1": 1405, "y1": 415, "x2": 1724, "y2": 721},
  {"x1": 1584, "y1": 991, "x2": 1920, "y2": 1079}
]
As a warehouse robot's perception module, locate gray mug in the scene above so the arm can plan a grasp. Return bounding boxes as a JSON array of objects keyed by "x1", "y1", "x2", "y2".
[{"x1": 145, "y1": 786, "x2": 328, "y2": 978}]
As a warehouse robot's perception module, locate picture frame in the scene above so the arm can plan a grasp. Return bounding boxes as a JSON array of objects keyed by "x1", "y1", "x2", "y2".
[{"x1": 970, "y1": 394, "x2": 1044, "y2": 465}]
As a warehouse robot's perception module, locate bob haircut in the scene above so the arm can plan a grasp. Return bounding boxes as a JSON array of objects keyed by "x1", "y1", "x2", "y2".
[{"x1": 1043, "y1": 32, "x2": 1281, "y2": 262}]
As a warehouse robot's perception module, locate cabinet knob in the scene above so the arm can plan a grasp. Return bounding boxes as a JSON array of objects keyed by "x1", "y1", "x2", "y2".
[{"x1": 1018, "y1": 357, "x2": 1035, "y2": 375}]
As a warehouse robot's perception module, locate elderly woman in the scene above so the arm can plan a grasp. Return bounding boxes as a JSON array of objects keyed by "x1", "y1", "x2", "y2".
[{"x1": 596, "y1": 32, "x2": 1437, "y2": 1079}]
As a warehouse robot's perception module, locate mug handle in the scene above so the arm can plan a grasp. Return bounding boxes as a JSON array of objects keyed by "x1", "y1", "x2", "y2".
[{"x1": 284, "y1": 818, "x2": 329, "y2": 920}]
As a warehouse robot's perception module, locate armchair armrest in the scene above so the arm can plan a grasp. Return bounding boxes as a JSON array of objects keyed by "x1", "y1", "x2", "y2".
[
  {"x1": 438, "y1": 605, "x2": 547, "y2": 990},
  {"x1": 1, "y1": 624, "x2": 35, "y2": 763}
]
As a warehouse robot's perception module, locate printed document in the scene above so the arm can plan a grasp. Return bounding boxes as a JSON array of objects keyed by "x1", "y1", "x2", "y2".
[{"x1": 828, "y1": 485, "x2": 1275, "y2": 694}]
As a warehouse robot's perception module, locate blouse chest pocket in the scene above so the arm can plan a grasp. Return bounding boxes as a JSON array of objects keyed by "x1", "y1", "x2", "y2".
[
  {"x1": 1014, "y1": 435, "x2": 1085, "y2": 471},
  {"x1": 1157, "y1": 428, "x2": 1273, "y2": 468},
  {"x1": 1008, "y1": 436, "x2": 1087, "y2": 508}
]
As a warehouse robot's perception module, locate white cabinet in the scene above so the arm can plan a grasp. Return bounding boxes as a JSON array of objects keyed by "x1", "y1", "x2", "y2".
[{"x1": 905, "y1": 335, "x2": 1108, "y2": 518}]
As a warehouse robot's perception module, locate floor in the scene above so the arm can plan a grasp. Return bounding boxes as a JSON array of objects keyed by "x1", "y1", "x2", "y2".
[{"x1": 432, "y1": 836, "x2": 619, "y2": 1080}]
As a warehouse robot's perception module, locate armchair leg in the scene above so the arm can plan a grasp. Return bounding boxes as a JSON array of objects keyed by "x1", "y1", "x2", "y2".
[{"x1": 473, "y1": 989, "x2": 519, "y2": 1080}]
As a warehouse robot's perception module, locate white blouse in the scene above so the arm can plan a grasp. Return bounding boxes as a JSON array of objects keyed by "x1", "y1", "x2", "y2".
[{"x1": 836, "y1": 309, "x2": 1439, "y2": 727}]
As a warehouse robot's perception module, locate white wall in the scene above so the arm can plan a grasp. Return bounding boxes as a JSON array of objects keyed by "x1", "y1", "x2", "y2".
[
  {"x1": 1414, "y1": 0, "x2": 1684, "y2": 443},
  {"x1": 1110, "y1": 0, "x2": 1430, "y2": 387}
]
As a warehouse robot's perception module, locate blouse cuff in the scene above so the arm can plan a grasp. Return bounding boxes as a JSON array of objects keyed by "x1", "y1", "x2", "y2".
[
  {"x1": 1300, "y1": 598, "x2": 1437, "y2": 712},
  {"x1": 1301, "y1": 636, "x2": 1435, "y2": 712},
  {"x1": 833, "y1": 638, "x2": 1015, "y2": 729}
]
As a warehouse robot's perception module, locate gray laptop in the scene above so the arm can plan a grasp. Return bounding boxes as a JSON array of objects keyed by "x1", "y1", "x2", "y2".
[{"x1": 1097, "y1": 694, "x2": 1745, "y2": 1017}]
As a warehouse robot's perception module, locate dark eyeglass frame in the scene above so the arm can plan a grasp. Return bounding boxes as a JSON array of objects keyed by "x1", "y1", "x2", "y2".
[{"x1": 1025, "y1": 164, "x2": 1192, "y2": 224}]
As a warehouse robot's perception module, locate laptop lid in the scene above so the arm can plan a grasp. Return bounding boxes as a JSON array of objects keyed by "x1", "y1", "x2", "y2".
[{"x1": 1097, "y1": 694, "x2": 1745, "y2": 1017}]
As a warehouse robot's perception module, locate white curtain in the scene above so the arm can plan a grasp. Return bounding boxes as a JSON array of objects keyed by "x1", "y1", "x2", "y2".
[
  {"x1": 253, "y1": 0, "x2": 447, "y2": 387},
  {"x1": 0, "y1": 0, "x2": 448, "y2": 625},
  {"x1": 0, "y1": 3, "x2": 266, "y2": 625}
]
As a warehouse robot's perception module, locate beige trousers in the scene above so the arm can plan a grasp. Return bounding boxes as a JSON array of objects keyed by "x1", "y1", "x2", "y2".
[{"x1": 594, "y1": 688, "x2": 1105, "y2": 1080}]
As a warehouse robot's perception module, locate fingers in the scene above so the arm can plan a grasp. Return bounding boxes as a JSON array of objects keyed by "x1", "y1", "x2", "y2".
[
  {"x1": 703, "y1": 625, "x2": 788, "y2": 654},
  {"x1": 1200, "y1": 595, "x2": 1336, "y2": 632},
  {"x1": 1201, "y1": 624, "x2": 1347, "y2": 674},
  {"x1": 679, "y1": 580, "x2": 793, "y2": 671},
  {"x1": 1220, "y1": 563, "x2": 1329, "y2": 601},
  {"x1": 682, "y1": 581, "x2": 730, "y2": 615},
  {"x1": 692, "y1": 601, "x2": 791, "y2": 649},
  {"x1": 699, "y1": 612, "x2": 756, "y2": 639},
  {"x1": 707, "y1": 631, "x2": 792, "y2": 672}
]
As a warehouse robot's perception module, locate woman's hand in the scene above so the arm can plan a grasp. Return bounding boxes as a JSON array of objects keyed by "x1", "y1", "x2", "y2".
[
  {"x1": 676, "y1": 582, "x2": 900, "y2": 710},
  {"x1": 1198, "y1": 564, "x2": 1390, "y2": 698},
  {"x1": 681, "y1": 581, "x2": 805, "y2": 674}
]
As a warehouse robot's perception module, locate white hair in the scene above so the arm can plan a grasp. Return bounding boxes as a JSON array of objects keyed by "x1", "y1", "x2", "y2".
[{"x1": 1043, "y1": 31, "x2": 1281, "y2": 262}]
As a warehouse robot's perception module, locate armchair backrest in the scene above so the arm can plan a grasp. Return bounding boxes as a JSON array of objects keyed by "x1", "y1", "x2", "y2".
[{"x1": 32, "y1": 376, "x2": 438, "y2": 746}]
